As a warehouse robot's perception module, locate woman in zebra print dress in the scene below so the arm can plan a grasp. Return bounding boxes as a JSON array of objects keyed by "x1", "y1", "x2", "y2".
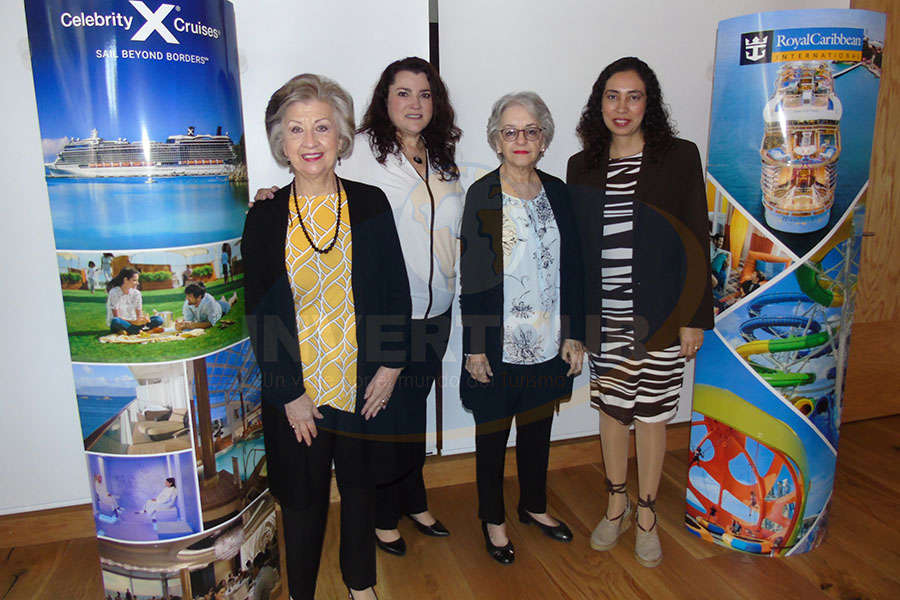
[{"x1": 567, "y1": 57, "x2": 714, "y2": 567}]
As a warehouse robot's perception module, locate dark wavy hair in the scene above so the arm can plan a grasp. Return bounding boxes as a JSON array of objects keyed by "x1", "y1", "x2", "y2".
[
  {"x1": 358, "y1": 57, "x2": 461, "y2": 180},
  {"x1": 106, "y1": 267, "x2": 139, "y2": 292},
  {"x1": 576, "y1": 57, "x2": 676, "y2": 165}
]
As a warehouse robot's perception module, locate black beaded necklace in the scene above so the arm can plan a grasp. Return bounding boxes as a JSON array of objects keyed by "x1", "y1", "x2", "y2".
[{"x1": 291, "y1": 173, "x2": 341, "y2": 254}]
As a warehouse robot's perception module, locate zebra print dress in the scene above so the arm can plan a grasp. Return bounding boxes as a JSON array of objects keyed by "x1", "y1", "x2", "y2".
[{"x1": 588, "y1": 153, "x2": 686, "y2": 424}]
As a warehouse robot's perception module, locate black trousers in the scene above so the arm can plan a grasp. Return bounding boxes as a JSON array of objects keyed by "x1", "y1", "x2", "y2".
[
  {"x1": 471, "y1": 358, "x2": 565, "y2": 524},
  {"x1": 280, "y1": 407, "x2": 375, "y2": 599},
  {"x1": 374, "y1": 310, "x2": 451, "y2": 529}
]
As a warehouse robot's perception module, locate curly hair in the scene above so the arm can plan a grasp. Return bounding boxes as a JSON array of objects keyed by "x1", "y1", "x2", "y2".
[
  {"x1": 358, "y1": 57, "x2": 461, "y2": 180},
  {"x1": 576, "y1": 57, "x2": 676, "y2": 165}
]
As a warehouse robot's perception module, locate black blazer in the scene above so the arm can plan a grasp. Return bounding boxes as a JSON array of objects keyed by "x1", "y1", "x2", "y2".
[
  {"x1": 242, "y1": 178, "x2": 411, "y2": 509},
  {"x1": 567, "y1": 138, "x2": 714, "y2": 353},
  {"x1": 459, "y1": 168, "x2": 585, "y2": 403}
]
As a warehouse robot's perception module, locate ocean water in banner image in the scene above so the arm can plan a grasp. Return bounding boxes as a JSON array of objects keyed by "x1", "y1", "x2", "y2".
[{"x1": 48, "y1": 176, "x2": 249, "y2": 251}]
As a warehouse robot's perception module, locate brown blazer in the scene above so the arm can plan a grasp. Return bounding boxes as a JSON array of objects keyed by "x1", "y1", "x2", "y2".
[{"x1": 567, "y1": 138, "x2": 714, "y2": 353}]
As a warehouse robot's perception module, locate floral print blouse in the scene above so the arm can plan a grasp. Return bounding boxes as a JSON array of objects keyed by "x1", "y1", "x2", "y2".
[{"x1": 501, "y1": 187, "x2": 561, "y2": 365}]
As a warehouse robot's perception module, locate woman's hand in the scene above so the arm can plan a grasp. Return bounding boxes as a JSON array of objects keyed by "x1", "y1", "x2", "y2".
[
  {"x1": 249, "y1": 186, "x2": 279, "y2": 207},
  {"x1": 465, "y1": 353, "x2": 493, "y2": 384},
  {"x1": 361, "y1": 366, "x2": 403, "y2": 420},
  {"x1": 284, "y1": 393, "x2": 323, "y2": 446},
  {"x1": 560, "y1": 339, "x2": 584, "y2": 376},
  {"x1": 679, "y1": 327, "x2": 704, "y2": 361}
]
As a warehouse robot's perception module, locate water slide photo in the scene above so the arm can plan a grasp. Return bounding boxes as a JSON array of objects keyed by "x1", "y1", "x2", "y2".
[
  {"x1": 88, "y1": 450, "x2": 202, "y2": 543},
  {"x1": 58, "y1": 241, "x2": 245, "y2": 363},
  {"x1": 688, "y1": 332, "x2": 836, "y2": 555},
  {"x1": 714, "y1": 201, "x2": 863, "y2": 447}
]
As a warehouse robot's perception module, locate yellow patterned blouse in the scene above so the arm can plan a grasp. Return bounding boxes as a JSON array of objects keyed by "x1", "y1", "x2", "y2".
[{"x1": 285, "y1": 189, "x2": 358, "y2": 412}]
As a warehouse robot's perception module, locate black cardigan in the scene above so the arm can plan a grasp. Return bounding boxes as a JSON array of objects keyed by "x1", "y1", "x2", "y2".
[
  {"x1": 242, "y1": 178, "x2": 411, "y2": 509},
  {"x1": 566, "y1": 138, "x2": 714, "y2": 353},
  {"x1": 459, "y1": 168, "x2": 585, "y2": 400}
]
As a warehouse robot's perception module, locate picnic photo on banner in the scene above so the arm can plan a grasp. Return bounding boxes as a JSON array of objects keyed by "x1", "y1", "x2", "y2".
[{"x1": 58, "y1": 241, "x2": 245, "y2": 363}]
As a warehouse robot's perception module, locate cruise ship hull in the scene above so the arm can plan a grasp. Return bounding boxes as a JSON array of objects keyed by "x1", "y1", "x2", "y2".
[{"x1": 45, "y1": 162, "x2": 235, "y2": 178}]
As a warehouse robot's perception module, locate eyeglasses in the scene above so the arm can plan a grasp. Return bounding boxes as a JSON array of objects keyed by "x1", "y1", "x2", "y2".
[{"x1": 500, "y1": 126, "x2": 542, "y2": 142}]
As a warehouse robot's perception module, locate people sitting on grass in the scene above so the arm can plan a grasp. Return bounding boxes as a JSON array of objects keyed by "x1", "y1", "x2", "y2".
[
  {"x1": 106, "y1": 267, "x2": 164, "y2": 335},
  {"x1": 176, "y1": 282, "x2": 238, "y2": 331}
]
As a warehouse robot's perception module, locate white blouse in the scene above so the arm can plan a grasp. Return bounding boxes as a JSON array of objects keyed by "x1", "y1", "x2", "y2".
[
  {"x1": 501, "y1": 187, "x2": 561, "y2": 365},
  {"x1": 338, "y1": 133, "x2": 464, "y2": 320}
]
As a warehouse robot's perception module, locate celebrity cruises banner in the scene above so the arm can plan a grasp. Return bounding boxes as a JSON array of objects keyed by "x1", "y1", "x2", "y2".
[
  {"x1": 689, "y1": 9, "x2": 884, "y2": 556},
  {"x1": 25, "y1": 1, "x2": 284, "y2": 597}
]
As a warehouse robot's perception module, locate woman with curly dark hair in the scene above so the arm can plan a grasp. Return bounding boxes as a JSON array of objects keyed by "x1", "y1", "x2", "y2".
[
  {"x1": 253, "y1": 57, "x2": 463, "y2": 557},
  {"x1": 567, "y1": 57, "x2": 713, "y2": 568}
]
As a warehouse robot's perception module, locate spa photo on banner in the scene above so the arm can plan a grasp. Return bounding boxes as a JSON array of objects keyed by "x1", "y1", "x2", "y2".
[
  {"x1": 188, "y1": 340, "x2": 265, "y2": 528},
  {"x1": 24, "y1": 0, "x2": 249, "y2": 252},
  {"x1": 88, "y1": 450, "x2": 202, "y2": 543},
  {"x1": 706, "y1": 10, "x2": 884, "y2": 257},
  {"x1": 75, "y1": 362, "x2": 192, "y2": 455},
  {"x1": 58, "y1": 241, "x2": 245, "y2": 363},
  {"x1": 98, "y1": 491, "x2": 283, "y2": 600}
]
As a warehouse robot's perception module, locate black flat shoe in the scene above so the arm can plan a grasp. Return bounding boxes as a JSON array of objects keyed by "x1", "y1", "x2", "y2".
[
  {"x1": 481, "y1": 521, "x2": 515, "y2": 564},
  {"x1": 375, "y1": 534, "x2": 406, "y2": 556},
  {"x1": 348, "y1": 588, "x2": 378, "y2": 599},
  {"x1": 517, "y1": 507, "x2": 573, "y2": 542},
  {"x1": 407, "y1": 514, "x2": 450, "y2": 537}
]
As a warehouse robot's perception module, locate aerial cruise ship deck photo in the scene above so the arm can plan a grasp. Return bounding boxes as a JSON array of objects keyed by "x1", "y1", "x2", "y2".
[{"x1": 760, "y1": 62, "x2": 843, "y2": 234}]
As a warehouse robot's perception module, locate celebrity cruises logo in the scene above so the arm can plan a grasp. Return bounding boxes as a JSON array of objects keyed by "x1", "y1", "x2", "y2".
[{"x1": 59, "y1": 1, "x2": 221, "y2": 44}]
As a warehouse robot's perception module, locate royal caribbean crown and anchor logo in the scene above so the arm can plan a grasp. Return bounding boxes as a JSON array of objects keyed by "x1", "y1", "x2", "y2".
[{"x1": 740, "y1": 27, "x2": 864, "y2": 65}]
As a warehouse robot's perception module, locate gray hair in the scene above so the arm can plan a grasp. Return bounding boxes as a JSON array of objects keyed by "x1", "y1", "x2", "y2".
[
  {"x1": 486, "y1": 91, "x2": 555, "y2": 155},
  {"x1": 265, "y1": 73, "x2": 355, "y2": 168}
]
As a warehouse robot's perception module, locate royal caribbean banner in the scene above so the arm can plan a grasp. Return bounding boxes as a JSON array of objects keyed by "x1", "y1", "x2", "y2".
[
  {"x1": 25, "y1": 1, "x2": 286, "y2": 596},
  {"x1": 688, "y1": 9, "x2": 884, "y2": 556}
]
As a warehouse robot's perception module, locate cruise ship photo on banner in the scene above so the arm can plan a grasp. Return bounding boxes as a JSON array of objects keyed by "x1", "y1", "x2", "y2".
[
  {"x1": 46, "y1": 126, "x2": 239, "y2": 179},
  {"x1": 24, "y1": 0, "x2": 250, "y2": 251}
]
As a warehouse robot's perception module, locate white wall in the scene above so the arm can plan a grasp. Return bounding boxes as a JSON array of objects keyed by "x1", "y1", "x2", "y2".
[
  {"x1": 0, "y1": 1, "x2": 91, "y2": 515},
  {"x1": 236, "y1": 0, "x2": 429, "y2": 196}
]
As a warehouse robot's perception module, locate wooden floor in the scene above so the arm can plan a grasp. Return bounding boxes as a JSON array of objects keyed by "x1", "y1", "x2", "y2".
[{"x1": 3, "y1": 417, "x2": 899, "y2": 600}]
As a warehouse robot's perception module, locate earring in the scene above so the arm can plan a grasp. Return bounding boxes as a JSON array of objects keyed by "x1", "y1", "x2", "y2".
[{"x1": 338, "y1": 156, "x2": 342, "y2": 166}]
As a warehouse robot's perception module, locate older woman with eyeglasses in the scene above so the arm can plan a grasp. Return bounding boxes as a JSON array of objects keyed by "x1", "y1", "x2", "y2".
[
  {"x1": 459, "y1": 92, "x2": 584, "y2": 564},
  {"x1": 243, "y1": 73, "x2": 410, "y2": 600}
]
